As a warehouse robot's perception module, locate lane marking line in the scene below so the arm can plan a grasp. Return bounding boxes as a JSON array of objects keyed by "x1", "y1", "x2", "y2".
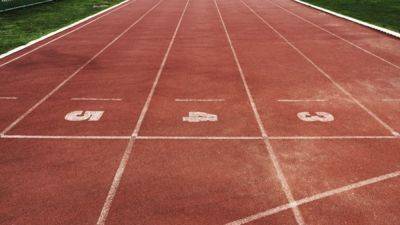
[
  {"x1": 175, "y1": 98, "x2": 225, "y2": 102},
  {"x1": 0, "y1": 135, "x2": 397, "y2": 140},
  {"x1": 0, "y1": 0, "x2": 133, "y2": 65},
  {"x1": 241, "y1": 0, "x2": 399, "y2": 137},
  {"x1": 227, "y1": 170, "x2": 400, "y2": 224},
  {"x1": 0, "y1": 0, "x2": 162, "y2": 136},
  {"x1": 137, "y1": 136, "x2": 263, "y2": 140},
  {"x1": 277, "y1": 99, "x2": 327, "y2": 102},
  {"x1": 96, "y1": 1, "x2": 190, "y2": 224},
  {"x1": 71, "y1": 97, "x2": 122, "y2": 101},
  {"x1": 269, "y1": 135, "x2": 397, "y2": 140},
  {"x1": 267, "y1": 0, "x2": 400, "y2": 71},
  {"x1": 0, "y1": 97, "x2": 18, "y2": 100},
  {"x1": 0, "y1": 134, "x2": 130, "y2": 140},
  {"x1": 382, "y1": 99, "x2": 400, "y2": 102},
  {"x1": 214, "y1": 1, "x2": 305, "y2": 224}
]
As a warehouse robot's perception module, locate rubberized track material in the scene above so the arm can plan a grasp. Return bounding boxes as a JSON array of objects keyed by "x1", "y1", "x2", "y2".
[{"x1": 0, "y1": 0, "x2": 399, "y2": 224}]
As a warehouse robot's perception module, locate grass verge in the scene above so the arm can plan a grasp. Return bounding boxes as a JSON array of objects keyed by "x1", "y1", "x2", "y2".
[
  {"x1": 301, "y1": 0, "x2": 400, "y2": 33},
  {"x1": 0, "y1": 0, "x2": 125, "y2": 54}
]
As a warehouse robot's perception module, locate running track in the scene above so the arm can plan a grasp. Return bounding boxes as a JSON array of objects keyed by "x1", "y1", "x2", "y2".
[{"x1": 0, "y1": 0, "x2": 400, "y2": 224}]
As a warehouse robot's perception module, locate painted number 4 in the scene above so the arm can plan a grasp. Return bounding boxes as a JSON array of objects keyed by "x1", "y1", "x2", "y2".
[
  {"x1": 297, "y1": 112, "x2": 334, "y2": 122},
  {"x1": 183, "y1": 112, "x2": 218, "y2": 123},
  {"x1": 65, "y1": 111, "x2": 104, "y2": 122}
]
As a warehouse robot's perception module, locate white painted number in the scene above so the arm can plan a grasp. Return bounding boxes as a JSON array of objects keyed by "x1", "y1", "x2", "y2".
[
  {"x1": 65, "y1": 111, "x2": 104, "y2": 122},
  {"x1": 297, "y1": 112, "x2": 334, "y2": 122},
  {"x1": 183, "y1": 112, "x2": 218, "y2": 123}
]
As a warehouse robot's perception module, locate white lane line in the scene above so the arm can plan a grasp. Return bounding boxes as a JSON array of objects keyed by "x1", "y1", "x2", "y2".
[
  {"x1": 96, "y1": 1, "x2": 190, "y2": 224},
  {"x1": 0, "y1": 135, "x2": 397, "y2": 140},
  {"x1": 227, "y1": 170, "x2": 400, "y2": 224},
  {"x1": 267, "y1": 0, "x2": 400, "y2": 71},
  {"x1": 241, "y1": 0, "x2": 399, "y2": 137},
  {"x1": 175, "y1": 98, "x2": 225, "y2": 102},
  {"x1": 214, "y1": 1, "x2": 305, "y2": 224},
  {"x1": 0, "y1": 134, "x2": 130, "y2": 140},
  {"x1": 0, "y1": 97, "x2": 18, "y2": 100},
  {"x1": 71, "y1": 97, "x2": 122, "y2": 101},
  {"x1": 137, "y1": 136, "x2": 263, "y2": 140},
  {"x1": 0, "y1": 0, "x2": 133, "y2": 65},
  {"x1": 0, "y1": 0, "x2": 162, "y2": 136},
  {"x1": 382, "y1": 99, "x2": 400, "y2": 102},
  {"x1": 269, "y1": 135, "x2": 398, "y2": 140},
  {"x1": 277, "y1": 99, "x2": 327, "y2": 102},
  {"x1": 226, "y1": 204, "x2": 293, "y2": 225}
]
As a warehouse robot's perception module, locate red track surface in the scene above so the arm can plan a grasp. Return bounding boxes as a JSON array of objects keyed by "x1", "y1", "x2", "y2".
[{"x1": 0, "y1": 0, "x2": 399, "y2": 224}]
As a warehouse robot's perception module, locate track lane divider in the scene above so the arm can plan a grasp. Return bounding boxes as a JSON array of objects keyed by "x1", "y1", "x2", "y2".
[
  {"x1": 0, "y1": 0, "x2": 164, "y2": 136},
  {"x1": 214, "y1": 0, "x2": 306, "y2": 224},
  {"x1": 0, "y1": 135, "x2": 397, "y2": 140},
  {"x1": 0, "y1": 134, "x2": 131, "y2": 140},
  {"x1": 96, "y1": 0, "x2": 190, "y2": 224}
]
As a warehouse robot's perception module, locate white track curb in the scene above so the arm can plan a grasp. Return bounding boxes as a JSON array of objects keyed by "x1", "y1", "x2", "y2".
[
  {"x1": 0, "y1": 0, "x2": 130, "y2": 59},
  {"x1": 294, "y1": 0, "x2": 400, "y2": 39}
]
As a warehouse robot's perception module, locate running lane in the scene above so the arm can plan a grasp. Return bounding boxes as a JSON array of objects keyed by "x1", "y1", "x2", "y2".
[
  {"x1": 0, "y1": 138, "x2": 127, "y2": 225},
  {"x1": 0, "y1": 0, "x2": 159, "y2": 133},
  {"x1": 102, "y1": 0, "x2": 293, "y2": 224},
  {"x1": 241, "y1": 0, "x2": 400, "y2": 135},
  {"x1": 3, "y1": 0, "x2": 189, "y2": 136},
  {"x1": 215, "y1": 0, "x2": 391, "y2": 137},
  {"x1": 138, "y1": 0, "x2": 262, "y2": 137}
]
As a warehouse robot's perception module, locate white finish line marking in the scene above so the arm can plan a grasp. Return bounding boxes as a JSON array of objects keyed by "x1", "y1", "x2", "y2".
[
  {"x1": 0, "y1": 97, "x2": 18, "y2": 100},
  {"x1": 269, "y1": 135, "x2": 397, "y2": 140},
  {"x1": 137, "y1": 136, "x2": 262, "y2": 140},
  {"x1": 0, "y1": 135, "x2": 397, "y2": 140},
  {"x1": 175, "y1": 98, "x2": 225, "y2": 102},
  {"x1": 277, "y1": 99, "x2": 327, "y2": 102},
  {"x1": 71, "y1": 97, "x2": 122, "y2": 101},
  {"x1": 227, "y1": 170, "x2": 400, "y2": 224},
  {"x1": 0, "y1": 134, "x2": 130, "y2": 140}
]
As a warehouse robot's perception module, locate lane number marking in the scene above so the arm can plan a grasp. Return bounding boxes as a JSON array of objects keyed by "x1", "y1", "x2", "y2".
[
  {"x1": 297, "y1": 112, "x2": 334, "y2": 122},
  {"x1": 183, "y1": 112, "x2": 218, "y2": 123},
  {"x1": 65, "y1": 111, "x2": 104, "y2": 122}
]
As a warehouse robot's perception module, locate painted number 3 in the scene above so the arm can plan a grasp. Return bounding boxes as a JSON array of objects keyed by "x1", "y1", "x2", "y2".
[
  {"x1": 297, "y1": 112, "x2": 334, "y2": 122},
  {"x1": 65, "y1": 111, "x2": 104, "y2": 122}
]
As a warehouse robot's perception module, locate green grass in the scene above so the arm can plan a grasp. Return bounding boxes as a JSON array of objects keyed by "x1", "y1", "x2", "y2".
[
  {"x1": 0, "y1": 0, "x2": 124, "y2": 54},
  {"x1": 302, "y1": 0, "x2": 400, "y2": 33}
]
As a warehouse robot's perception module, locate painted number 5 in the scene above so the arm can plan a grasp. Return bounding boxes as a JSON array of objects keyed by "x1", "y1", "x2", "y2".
[
  {"x1": 297, "y1": 112, "x2": 334, "y2": 122},
  {"x1": 65, "y1": 111, "x2": 104, "y2": 122}
]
